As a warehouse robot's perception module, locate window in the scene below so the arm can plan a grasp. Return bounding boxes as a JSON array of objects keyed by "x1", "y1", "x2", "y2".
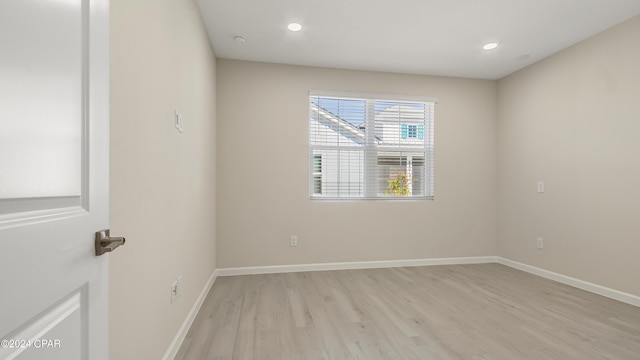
[
  {"x1": 407, "y1": 125, "x2": 417, "y2": 138},
  {"x1": 402, "y1": 124, "x2": 424, "y2": 139},
  {"x1": 312, "y1": 155, "x2": 322, "y2": 195},
  {"x1": 309, "y1": 92, "x2": 435, "y2": 199}
]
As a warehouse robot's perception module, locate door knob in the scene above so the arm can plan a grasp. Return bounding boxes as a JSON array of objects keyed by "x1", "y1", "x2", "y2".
[{"x1": 95, "y1": 229, "x2": 126, "y2": 256}]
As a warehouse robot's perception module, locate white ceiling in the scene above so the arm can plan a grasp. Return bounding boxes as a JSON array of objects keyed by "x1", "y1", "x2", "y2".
[{"x1": 196, "y1": 0, "x2": 640, "y2": 80}]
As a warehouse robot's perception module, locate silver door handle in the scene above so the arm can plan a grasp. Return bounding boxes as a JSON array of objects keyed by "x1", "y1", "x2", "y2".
[{"x1": 95, "y1": 229, "x2": 126, "y2": 256}]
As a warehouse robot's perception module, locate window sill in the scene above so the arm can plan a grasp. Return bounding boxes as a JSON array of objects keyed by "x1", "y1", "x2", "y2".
[{"x1": 310, "y1": 196, "x2": 433, "y2": 202}]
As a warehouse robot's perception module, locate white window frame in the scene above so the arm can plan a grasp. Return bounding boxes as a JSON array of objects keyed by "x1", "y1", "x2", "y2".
[{"x1": 309, "y1": 91, "x2": 436, "y2": 201}]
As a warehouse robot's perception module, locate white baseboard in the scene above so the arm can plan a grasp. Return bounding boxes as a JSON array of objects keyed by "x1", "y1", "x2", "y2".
[
  {"x1": 163, "y1": 269, "x2": 218, "y2": 360},
  {"x1": 217, "y1": 256, "x2": 640, "y2": 308},
  {"x1": 497, "y1": 257, "x2": 640, "y2": 308},
  {"x1": 216, "y1": 256, "x2": 498, "y2": 276}
]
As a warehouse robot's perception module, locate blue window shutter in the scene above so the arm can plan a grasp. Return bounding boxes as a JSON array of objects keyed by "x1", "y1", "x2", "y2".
[
  {"x1": 418, "y1": 125, "x2": 424, "y2": 139},
  {"x1": 401, "y1": 124, "x2": 408, "y2": 139}
]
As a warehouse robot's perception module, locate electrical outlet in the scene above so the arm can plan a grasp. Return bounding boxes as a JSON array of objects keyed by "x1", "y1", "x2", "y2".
[
  {"x1": 170, "y1": 276, "x2": 182, "y2": 304},
  {"x1": 536, "y1": 237, "x2": 544, "y2": 249},
  {"x1": 537, "y1": 181, "x2": 544, "y2": 193},
  {"x1": 170, "y1": 280, "x2": 179, "y2": 304},
  {"x1": 290, "y1": 235, "x2": 298, "y2": 247},
  {"x1": 174, "y1": 110, "x2": 183, "y2": 133}
]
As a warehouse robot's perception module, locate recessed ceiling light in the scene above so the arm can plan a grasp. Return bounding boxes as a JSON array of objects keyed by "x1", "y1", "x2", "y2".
[
  {"x1": 483, "y1": 42, "x2": 499, "y2": 50},
  {"x1": 288, "y1": 23, "x2": 303, "y2": 32}
]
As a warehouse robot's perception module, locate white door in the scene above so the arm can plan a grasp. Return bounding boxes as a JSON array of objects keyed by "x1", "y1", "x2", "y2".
[{"x1": 0, "y1": 0, "x2": 111, "y2": 359}]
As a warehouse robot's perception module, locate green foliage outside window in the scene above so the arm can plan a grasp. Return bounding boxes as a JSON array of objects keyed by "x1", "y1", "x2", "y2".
[{"x1": 386, "y1": 173, "x2": 411, "y2": 196}]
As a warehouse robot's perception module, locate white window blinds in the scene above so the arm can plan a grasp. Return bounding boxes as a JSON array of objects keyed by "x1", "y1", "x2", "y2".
[{"x1": 309, "y1": 93, "x2": 435, "y2": 200}]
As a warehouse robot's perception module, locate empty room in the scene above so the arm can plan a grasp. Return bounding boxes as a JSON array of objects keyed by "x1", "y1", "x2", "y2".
[{"x1": 1, "y1": 0, "x2": 640, "y2": 359}]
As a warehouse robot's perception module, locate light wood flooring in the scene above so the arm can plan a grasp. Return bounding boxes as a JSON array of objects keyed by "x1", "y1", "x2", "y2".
[{"x1": 175, "y1": 264, "x2": 640, "y2": 359}]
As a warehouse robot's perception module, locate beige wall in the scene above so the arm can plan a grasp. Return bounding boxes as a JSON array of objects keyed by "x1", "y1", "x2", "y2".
[
  {"x1": 217, "y1": 60, "x2": 498, "y2": 268},
  {"x1": 109, "y1": 0, "x2": 217, "y2": 359},
  {"x1": 497, "y1": 16, "x2": 640, "y2": 297}
]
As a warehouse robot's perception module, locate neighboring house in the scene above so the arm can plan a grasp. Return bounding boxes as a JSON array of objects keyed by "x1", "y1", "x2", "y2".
[
  {"x1": 374, "y1": 104, "x2": 426, "y2": 197},
  {"x1": 310, "y1": 101, "x2": 427, "y2": 198},
  {"x1": 309, "y1": 101, "x2": 366, "y2": 197}
]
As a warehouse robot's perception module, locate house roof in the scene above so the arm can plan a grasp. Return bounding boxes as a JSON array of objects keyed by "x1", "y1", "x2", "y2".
[
  {"x1": 310, "y1": 102, "x2": 367, "y2": 143},
  {"x1": 312, "y1": 102, "x2": 430, "y2": 145}
]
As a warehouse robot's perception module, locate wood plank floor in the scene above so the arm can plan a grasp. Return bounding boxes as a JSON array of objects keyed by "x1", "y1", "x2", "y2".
[{"x1": 175, "y1": 264, "x2": 640, "y2": 359}]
